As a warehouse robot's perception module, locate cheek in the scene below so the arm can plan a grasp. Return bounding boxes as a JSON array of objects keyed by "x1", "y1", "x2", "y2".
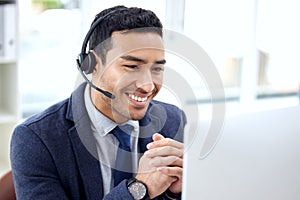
[
  {"x1": 153, "y1": 74, "x2": 164, "y2": 87},
  {"x1": 112, "y1": 73, "x2": 136, "y2": 90},
  {"x1": 94, "y1": 66, "x2": 121, "y2": 89}
]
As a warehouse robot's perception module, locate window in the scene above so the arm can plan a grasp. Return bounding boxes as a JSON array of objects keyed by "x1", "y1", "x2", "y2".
[
  {"x1": 256, "y1": 0, "x2": 300, "y2": 98},
  {"x1": 19, "y1": 0, "x2": 81, "y2": 118},
  {"x1": 183, "y1": 0, "x2": 299, "y2": 112}
]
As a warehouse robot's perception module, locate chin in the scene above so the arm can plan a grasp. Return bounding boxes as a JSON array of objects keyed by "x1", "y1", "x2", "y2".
[{"x1": 129, "y1": 108, "x2": 148, "y2": 120}]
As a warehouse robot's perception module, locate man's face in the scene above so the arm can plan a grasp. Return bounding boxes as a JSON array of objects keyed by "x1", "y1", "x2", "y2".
[{"x1": 91, "y1": 31, "x2": 165, "y2": 123}]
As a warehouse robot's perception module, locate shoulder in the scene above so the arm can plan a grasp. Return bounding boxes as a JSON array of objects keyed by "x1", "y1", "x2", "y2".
[
  {"x1": 150, "y1": 100, "x2": 186, "y2": 121},
  {"x1": 149, "y1": 100, "x2": 186, "y2": 141},
  {"x1": 150, "y1": 99, "x2": 182, "y2": 112},
  {"x1": 22, "y1": 82, "x2": 87, "y2": 129},
  {"x1": 23, "y1": 98, "x2": 71, "y2": 127},
  {"x1": 15, "y1": 98, "x2": 73, "y2": 141},
  {"x1": 11, "y1": 98, "x2": 75, "y2": 166}
]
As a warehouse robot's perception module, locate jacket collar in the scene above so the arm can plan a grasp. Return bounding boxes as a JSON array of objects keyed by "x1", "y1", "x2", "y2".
[
  {"x1": 66, "y1": 83, "x2": 104, "y2": 199},
  {"x1": 138, "y1": 100, "x2": 167, "y2": 152}
]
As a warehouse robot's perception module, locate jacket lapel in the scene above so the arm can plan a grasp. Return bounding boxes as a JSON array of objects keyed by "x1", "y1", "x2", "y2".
[
  {"x1": 66, "y1": 83, "x2": 103, "y2": 199},
  {"x1": 138, "y1": 101, "x2": 166, "y2": 153}
]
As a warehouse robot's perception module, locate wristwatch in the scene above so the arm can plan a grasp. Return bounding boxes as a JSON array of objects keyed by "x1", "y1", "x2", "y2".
[{"x1": 127, "y1": 178, "x2": 148, "y2": 200}]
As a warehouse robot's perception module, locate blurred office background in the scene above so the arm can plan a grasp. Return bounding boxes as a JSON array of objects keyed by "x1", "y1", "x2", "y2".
[{"x1": 1, "y1": 0, "x2": 299, "y2": 175}]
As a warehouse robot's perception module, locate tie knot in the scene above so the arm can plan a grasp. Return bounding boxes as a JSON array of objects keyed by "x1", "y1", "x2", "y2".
[{"x1": 112, "y1": 125, "x2": 133, "y2": 151}]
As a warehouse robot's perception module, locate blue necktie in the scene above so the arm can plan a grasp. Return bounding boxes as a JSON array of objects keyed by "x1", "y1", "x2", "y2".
[{"x1": 112, "y1": 125, "x2": 133, "y2": 186}]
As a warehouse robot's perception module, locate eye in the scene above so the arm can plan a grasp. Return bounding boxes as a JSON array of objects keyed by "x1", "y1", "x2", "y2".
[
  {"x1": 124, "y1": 65, "x2": 139, "y2": 70},
  {"x1": 152, "y1": 66, "x2": 164, "y2": 72}
]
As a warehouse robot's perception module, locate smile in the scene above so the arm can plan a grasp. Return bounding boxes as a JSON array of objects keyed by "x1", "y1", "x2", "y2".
[{"x1": 128, "y1": 94, "x2": 148, "y2": 102}]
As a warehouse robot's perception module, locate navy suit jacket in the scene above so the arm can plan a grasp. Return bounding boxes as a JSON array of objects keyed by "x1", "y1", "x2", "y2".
[{"x1": 10, "y1": 83, "x2": 186, "y2": 200}]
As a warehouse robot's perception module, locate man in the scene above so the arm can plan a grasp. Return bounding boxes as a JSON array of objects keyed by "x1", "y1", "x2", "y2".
[{"x1": 11, "y1": 5, "x2": 186, "y2": 200}]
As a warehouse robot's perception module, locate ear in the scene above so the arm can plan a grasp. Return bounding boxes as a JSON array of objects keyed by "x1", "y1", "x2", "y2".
[{"x1": 90, "y1": 50, "x2": 103, "y2": 74}]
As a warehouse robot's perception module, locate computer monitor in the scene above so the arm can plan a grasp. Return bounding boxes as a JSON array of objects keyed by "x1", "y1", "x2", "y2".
[{"x1": 182, "y1": 105, "x2": 300, "y2": 200}]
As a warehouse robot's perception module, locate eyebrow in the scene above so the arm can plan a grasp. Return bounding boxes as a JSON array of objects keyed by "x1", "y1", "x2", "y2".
[{"x1": 120, "y1": 55, "x2": 166, "y2": 65}]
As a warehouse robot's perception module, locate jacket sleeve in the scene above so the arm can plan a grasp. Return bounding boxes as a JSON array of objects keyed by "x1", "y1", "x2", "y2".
[
  {"x1": 10, "y1": 124, "x2": 69, "y2": 200},
  {"x1": 102, "y1": 180, "x2": 133, "y2": 199},
  {"x1": 103, "y1": 180, "x2": 181, "y2": 200}
]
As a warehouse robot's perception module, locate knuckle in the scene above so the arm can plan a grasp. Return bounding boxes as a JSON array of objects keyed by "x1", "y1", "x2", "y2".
[
  {"x1": 165, "y1": 138, "x2": 173, "y2": 145},
  {"x1": 171, "y1": 156, "x2": 179, "y2": 163},
  {"x1": 170, "y1": 147, "x2": 179, "y2": 155}
]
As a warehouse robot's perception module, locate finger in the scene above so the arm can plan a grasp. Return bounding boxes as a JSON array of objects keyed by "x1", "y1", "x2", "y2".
[
  {"x1": 145, "y1": 146, "x2": 183, "y2": 158},
  {"x1": 146, "y1": 133, "x2": 164, "y2": 150},
  {"x1": 170, "y1": 157, "x2": 183, "y2": 167},
  {"x1": 152, "y1": 133, "x2": 165, "y2": 142},
  {"x1": 149, "y1": 156, "x2": 183, "y2": 167},
  {"x1": 147, "y1": 138, "x2": 183, "y2": 150},
  {"x1": 157, "y1": 166, "x2": 183, "y2": 178}
]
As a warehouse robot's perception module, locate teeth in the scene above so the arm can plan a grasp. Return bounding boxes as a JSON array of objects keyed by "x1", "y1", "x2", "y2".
[{"x1": 129, "y1": 94, "x2": 148, "y2": 102}]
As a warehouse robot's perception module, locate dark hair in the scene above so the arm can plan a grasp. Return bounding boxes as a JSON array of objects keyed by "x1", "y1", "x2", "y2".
[{"x1": 89, "y1": 5, "x2": 163, "y2": 64}]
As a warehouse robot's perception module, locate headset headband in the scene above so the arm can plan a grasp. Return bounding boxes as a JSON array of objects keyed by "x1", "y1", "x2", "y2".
[{"x1": 77, "y1": 8, "x2": 128, "y2": 74}]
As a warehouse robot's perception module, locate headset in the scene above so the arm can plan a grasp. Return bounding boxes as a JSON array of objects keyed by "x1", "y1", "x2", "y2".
[{"x1": 76, "y1": 9, "x2": 128, "y2": 99}]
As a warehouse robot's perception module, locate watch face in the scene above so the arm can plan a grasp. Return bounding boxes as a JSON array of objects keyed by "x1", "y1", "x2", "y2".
[{"x1": 128, "y1": 181, "x2": 147, "y2": 200}]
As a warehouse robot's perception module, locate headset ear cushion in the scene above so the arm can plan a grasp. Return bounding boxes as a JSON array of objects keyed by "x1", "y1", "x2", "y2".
[{"x1": 82, "y1": 52, "x2": 96, "y2": 74}]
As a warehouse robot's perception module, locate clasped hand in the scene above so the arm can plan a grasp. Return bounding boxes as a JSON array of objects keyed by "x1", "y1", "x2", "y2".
[{"x1": 135, "y1": 133, "x2": 183, "y2": 199}]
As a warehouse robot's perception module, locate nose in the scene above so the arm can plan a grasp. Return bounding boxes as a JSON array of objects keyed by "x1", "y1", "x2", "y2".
[{"x1": 135, "y1": 70, "x2": 155, "y2": 93}]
